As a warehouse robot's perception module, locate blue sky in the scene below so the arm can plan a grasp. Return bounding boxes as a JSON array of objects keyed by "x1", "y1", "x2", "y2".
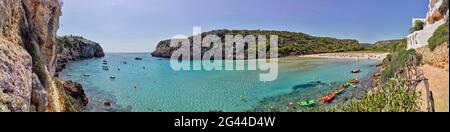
[{"x1": 58, "y1": 0, "x2": 429, "y2": 52}]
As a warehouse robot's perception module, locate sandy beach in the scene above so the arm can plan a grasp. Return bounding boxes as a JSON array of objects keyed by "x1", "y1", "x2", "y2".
[{"x1": 299, "y1": 52, "x2": 389, "y2": 60}]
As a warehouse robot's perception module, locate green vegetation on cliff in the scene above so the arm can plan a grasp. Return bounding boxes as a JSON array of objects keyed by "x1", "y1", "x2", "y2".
[
  {"x1": 411, "y1": 20, "x2": 425, "y2": 33},
  {"x1": 152, "y1": 29, "x2": 361, "y2": 58},
  {"x1": 381, "y1": 49, "x2": 422, "y2": 83},
  {"x1": 365, "y1": 39, "x2": 405, "y2": 52},
  {"x1": 221, "y1": 30, "x2": 362, "y2": 55},
  {"x1": 428, "y1": 22, "x2": 449, "y2": 51}
]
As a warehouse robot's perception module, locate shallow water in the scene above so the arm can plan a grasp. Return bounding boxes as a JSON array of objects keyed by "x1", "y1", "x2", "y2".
[{"x1": 59, "y1": 53, "x2": 380, "y2": 112}]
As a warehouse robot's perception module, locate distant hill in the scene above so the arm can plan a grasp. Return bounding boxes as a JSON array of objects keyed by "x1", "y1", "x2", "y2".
[
  {"x1": 365, "y1": 39, "x2": 405, "y2": 52},
  {"x1": 359, "y1": 43, "x2": 374, "y2": 49},
  {"x1": 152, "y1": 29, "x2": 361, "y2": 58}
]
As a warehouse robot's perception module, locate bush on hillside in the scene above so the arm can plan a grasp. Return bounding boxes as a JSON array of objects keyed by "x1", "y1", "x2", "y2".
[
  {"x1": 411, "y1": 21, "x2": 425, "y2": 33},
  {"x1": 428, "y1": 22, "x2": 449, "y2": 51},
  {"x1": 308, "y1": 77, "x2": 420, "y2": 112},
  {"x1": 366, "y1": 39, "x2": 406, "y2": 52},
  {"x1": 381, "y1": 49, "x2": 422, "y2": 83}
]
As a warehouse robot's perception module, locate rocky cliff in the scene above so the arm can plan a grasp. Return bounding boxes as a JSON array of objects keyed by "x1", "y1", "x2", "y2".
[
  {"x1": 152, "y1": 29, "x2": 361, "y2": 58},
  {"x1": 56, "y1": 35, "x2": 105, "y2": 73},
  {"x1": 0, "y1": 0, "x2": 97, "y2": 112}
]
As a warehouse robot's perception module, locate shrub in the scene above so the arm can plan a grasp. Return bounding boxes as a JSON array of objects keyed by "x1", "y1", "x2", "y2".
[
  {"x1": 381, "y1": 49, "x2": 422, "y2": 83},
  {"x1": 411, "y1": 20, "x2": 425, "y2": 33},
  {"x1": 308, "y1": 77, "x2": 420, "y2": 112},
  {"x1": 428, "y1": 22, "x2": 449, "y2": 51},
  {"x1": 367, "y1": 39, "x2": 406, "y2": 52}
]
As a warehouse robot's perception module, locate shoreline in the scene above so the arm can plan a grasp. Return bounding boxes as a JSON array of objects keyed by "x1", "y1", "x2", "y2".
[
  {"x1": 148, "y1": 51, "x2": 389, "y2": 61},
  {"x1": 298, "y1": 52, "x2": 389, "y2": 60}
]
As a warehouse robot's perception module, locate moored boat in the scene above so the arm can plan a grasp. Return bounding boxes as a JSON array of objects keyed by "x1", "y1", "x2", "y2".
[
  {"x1": 320, "y1": 93, "x2": 335, "y2": 102},
  {"x1": 297, "y1": 100, "x2": 319, "y2": 107},
  {"x1": 351, "y1": 68, "x2": 361, "y2": 73}
]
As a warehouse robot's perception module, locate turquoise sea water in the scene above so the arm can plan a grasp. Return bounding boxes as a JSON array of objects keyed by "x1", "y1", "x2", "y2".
[{"x1": 60, "y1": 53, "x2": 380, "y2": 112}]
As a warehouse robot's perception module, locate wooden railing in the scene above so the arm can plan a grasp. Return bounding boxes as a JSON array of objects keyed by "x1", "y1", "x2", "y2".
[{"x1": 396, "y1": 55, "x2": 436, "y2": 112}]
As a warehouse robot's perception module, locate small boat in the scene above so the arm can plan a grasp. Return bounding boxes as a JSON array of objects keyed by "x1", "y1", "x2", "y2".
[
  {"x1": 350, "y1": 84, "x2": 357, "y2": 89},
  {"x1": 351, "y1": 68, "x2": 361, "y2": 73},
  {"x1": 351, "y1": 79, "x2": 359, "y2": 84},
  {"x1": 297, "y1": 100, "x2": 318, "y2": 107},
  {"x1": 103, "y1": 101, "x2": 112, "y2": 109},
  {"x1": 102, "y1": 66, "x2": 109, "y2": 71},
  {"x1": 334, "y1": 88, "x2": 345, "y2": 94},
  {"x1": 83, "y1": 74, "x2": 91, "y2": 77},
  {"x1": 135, "y1": 57, "x2": 143, "y2": 60},
  {"x1": 320, "y1": 93, "x2": 335, "y2": 102},
  {"x1": 110, "y1": 76, "x2": 116, "y2": 79}
]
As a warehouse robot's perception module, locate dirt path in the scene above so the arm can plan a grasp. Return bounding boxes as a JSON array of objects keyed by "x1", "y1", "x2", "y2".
[{"x1": 418, "y1": 64, "x2": 449, "y2": 112}]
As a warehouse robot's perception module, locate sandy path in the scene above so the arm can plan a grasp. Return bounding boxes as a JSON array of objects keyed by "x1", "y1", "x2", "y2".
[{"x1": 418, "y1": 64, "x2": 449, "y2": 112}]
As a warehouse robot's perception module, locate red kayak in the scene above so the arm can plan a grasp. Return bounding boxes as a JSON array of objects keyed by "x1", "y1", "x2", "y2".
[{"x1": 320, "y1": 93, "x2": 335, "y2": 102}]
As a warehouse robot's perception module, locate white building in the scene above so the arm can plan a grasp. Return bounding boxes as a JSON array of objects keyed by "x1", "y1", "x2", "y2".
[{"x1": 407, "y1": 0, "x2": 449, "y2": 49}]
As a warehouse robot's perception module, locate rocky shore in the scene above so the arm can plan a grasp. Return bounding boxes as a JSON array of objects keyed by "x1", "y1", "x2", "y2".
[{"x1": 56, "y1": 36, "x2": 105, "y2": 74}]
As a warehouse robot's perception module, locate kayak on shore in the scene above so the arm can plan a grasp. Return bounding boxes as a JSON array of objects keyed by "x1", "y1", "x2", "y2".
[{"x1": 297, "y1": 100, "x2": 319, "y2": 107}]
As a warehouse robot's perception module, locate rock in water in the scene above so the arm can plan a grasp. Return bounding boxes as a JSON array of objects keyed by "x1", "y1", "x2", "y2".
[{"x1": 63, "y1": 81, "x2": 89, "y2": 107}]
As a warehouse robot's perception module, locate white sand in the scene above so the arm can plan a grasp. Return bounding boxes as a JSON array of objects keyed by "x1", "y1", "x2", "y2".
[{"x1": 299, "y1": 52, "x2": 389, "y2": 60}]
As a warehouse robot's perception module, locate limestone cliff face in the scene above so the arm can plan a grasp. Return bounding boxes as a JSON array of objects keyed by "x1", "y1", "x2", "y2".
[
  {"x1": 0, "y1": 0, "x2": 76, "y2": 112},
  {"x1": 57, "y1": 36, "x2": 105, "y2": 60},
  {"x1": 56, "y1": 35, "x2": 105, "y2": 74}
]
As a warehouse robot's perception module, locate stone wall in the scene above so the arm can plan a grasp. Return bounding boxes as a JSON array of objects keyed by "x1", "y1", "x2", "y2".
[{"x1": 416, "y1": 42, "x2": 449, "y2": 71}]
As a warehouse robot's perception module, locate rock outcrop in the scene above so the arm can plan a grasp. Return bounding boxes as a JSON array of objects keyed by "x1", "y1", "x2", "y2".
[
  {"x1": 1, "y1": 0, "x2": 62, "y2": 112},
  {"x1": 152, "y1": 29, "x2": 360, "y2": 59},
  {"x1": 1, "y1": 0, "x2": 98, "y2": 112},
  {"x1": 56, "y1": 36, "x2": 105, "y2": 73},
  {"x1": 62, "y1": 81, "x2": 88, "y2": 110},
  {"x1": 57, "y1": 36, "x2": 105, "y2": 60}
]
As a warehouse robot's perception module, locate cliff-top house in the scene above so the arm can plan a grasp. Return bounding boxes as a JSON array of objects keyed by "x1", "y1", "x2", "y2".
[{"x1": 407, "y1": 0, "x2": 449, "y2": 49}]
